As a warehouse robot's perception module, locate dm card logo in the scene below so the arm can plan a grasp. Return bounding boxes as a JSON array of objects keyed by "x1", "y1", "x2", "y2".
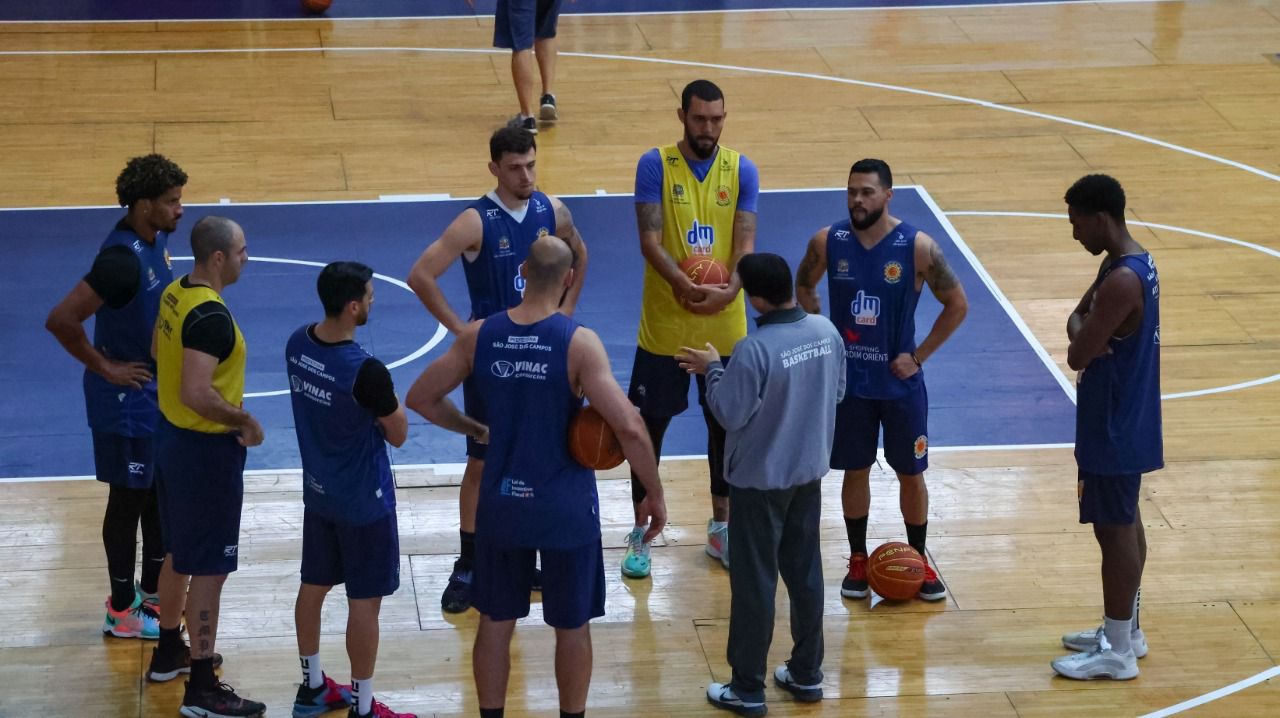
[
  {"x1": 913, "y1": 435, "x2": 928, "y2": 460},
  {"x1": 716, "y1": 185, "x2": 732, "y2": 207},
  {"x1": 685, "y1": 220, "x2": 715, "y2": 255},
  {"x1": 850, "y1": 290, "x2": 880, "y2": 326},
  {"x1": 883, "y1": 261, "x2": 903, "y2": 284}
]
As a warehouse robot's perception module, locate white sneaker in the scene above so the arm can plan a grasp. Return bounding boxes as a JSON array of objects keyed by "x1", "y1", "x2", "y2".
[
  {"x1": 706, "y1": 519, "x2": 729, "y2": 569},
  {"x1": 1062, "y1": 625, "x2": 1148, "y2": 658},
  {"x1": 706, "y1": 682, "x2": 766, "y2": 716},
  {"x1": 1051, "y1": 635, "x2": 1139, "y2": 680}
]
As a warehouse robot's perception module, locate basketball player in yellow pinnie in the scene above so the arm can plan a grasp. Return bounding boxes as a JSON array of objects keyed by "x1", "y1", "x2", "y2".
[{"x1": 622, "y1": 79, "x2": 760, "y2": 579}]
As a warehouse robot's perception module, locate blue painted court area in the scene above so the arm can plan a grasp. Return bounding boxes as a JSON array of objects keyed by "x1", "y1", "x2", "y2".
[
  {"x1": 3, "y1": 188, "x2": 1073, "y2": 479},
  {"x1": 0, "y1": 0, "x2": 1109, "y2": 22}
]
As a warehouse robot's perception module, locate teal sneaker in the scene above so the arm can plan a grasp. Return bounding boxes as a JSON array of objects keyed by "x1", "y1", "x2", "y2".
[
  {"x1": 102, "y1": 593, "x2": 159, "y2": 640},
  {"x1": 621, "y1": 527, "x2": 651, "y2": 578}
]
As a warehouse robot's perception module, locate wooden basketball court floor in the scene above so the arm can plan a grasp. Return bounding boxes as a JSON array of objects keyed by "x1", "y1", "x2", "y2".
[{"x1": 2, "y1": 1, "x2": 1279, "y2": 715}]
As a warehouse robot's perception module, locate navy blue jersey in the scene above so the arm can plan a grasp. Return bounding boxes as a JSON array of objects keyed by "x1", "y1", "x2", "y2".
[
  {"x1": 286, "y1": 325, "x2": 395, "y2": 526},
  {"x1": 473, "y1": 311, "x2": 598, "y2": 549},
  {"x1": 83, "y1": 224, "x2": 172, "y2": 436},
  {"x1": 463, "y1": 191, "x2": 557, "y2": 320},
  {"x1": 1075, "y1": 253, "x2": 1163, "y2": 475},
  {"x1": 826, "y1": 220, "x2": 922, "y2": 400}
]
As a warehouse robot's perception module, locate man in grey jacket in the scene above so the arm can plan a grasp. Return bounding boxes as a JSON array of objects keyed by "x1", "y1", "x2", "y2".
[{"x1": 677, "y1": 252, "x2": 846, "y2": 717}]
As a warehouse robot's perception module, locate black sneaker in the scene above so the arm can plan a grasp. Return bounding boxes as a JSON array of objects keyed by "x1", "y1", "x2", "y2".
[
  {"x1": 180, "y1": 680, "x2": 265, "y2": 718},
  {"x1": 441, "y1": 559, "x2": 473, "y2": 614},
  {"x1": 539, "y1": 93, "x2": 558, "y2": 122},
  {"x1": 918, "y1": 563, "x2": 947, "y2": 601},
  {"x1": 506, "y1": 114, "x2": 538, "y2": 135},
  {"x1": 147, "y1": 644, "x2": 224, "y2": 682}
]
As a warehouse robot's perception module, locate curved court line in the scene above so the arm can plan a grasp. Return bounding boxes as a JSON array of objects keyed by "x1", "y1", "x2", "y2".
[
  {"x1": 170, "y1": 255, "x2": 447, "y2": 398},
  {"x1": 2, "y1": 44, "x2": 1276, "y2": 186},
  {"x1": 1138, "y1": 665, "x2": 1280, "y2": 718},
  {"x1": 0, "y1": 0, "x2": 1175, "y2": 24},
  {"x1": 946, "y1": 211, "x2": 1280, "y2": 399}
]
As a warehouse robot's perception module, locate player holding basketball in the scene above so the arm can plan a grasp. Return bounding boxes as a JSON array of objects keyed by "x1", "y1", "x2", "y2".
[
  {"x1": 45, "y1": 154, "x2": 184, "y2": 642},
  {"x1": 406, "y1": 235, "x2": 666, "y2": 718},
  {"x1": 286, "y1": 262, "x2": 414, "y2": 718},
  {"x1": 623, "y1": 79, "x2": 759, "y2": 578},
  {"x1": 795, "y1": 158, "x2": 968, "y2": 602},
  {"x1": 153, "y1": 215, "x2": 264, "y2": 716},
  {"x1": 407, "y1": 126, "x2": 588, "y2": 614},
  {"x1": 1053, "y1": 174, "x2": 1162, "y2": 681}
]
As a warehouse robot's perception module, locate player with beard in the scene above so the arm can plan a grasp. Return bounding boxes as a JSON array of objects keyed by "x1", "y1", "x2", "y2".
[
  {"x1": 622, "y1": 79, "x2": 760, "y2": 580},
  {"x1": 408, "y1": 126, "x2": 588, "y2": 614},
  {"x1": 795, "y1": 158, "x2": 968, "y2": 603}
]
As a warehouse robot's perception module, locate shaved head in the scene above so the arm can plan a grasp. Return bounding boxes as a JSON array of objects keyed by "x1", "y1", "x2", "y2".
[{"x1": 523, "y1": 235, "x2": 575, "y2": 291}]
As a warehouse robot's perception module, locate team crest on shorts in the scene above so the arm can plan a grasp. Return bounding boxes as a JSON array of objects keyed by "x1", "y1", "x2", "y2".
[
  {"x1": 716, "y1": 185, "x2": 732, "y2": 206},
  {"x1": 883, "y1": 261, "x2": 904, "y2": 284},
  {"x1": 912, "y1": 435, "x2": 928, "y2": 460}
]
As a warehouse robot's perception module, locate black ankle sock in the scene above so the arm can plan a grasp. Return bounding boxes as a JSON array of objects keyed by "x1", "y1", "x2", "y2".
[
  {"x1": 159, "y1": 627, "x2": 185, "y2": 653},
  {"x1": 560, "y1": 711, "x2": 585, "y2": 718},
  {"x1": 460, "y1": 530, "x2": 477, "y2": 564},
  {"x1": 905, "y1": 521, "x2": 928, "y2": 558},
  {"x1": 109, "y1": 578, "x2": 136, "y2": 612},
  {"x1": 479, "y1": 708, "x2": 504, "y2": 718},
  {"x1": 844, "y1": 515, "x2": 868, "y2": 556},
  {"x1": 190, "y1": 657, "x2": 216, "y2": 690}
]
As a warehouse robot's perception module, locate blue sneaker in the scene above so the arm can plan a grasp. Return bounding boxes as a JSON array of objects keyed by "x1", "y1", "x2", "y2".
[
  {"x1": 293, "y1": 673, "x2": 353, "y2": 717},
  {"x1": 621, "y1": 527, "x2": 651, "y2": 578}
]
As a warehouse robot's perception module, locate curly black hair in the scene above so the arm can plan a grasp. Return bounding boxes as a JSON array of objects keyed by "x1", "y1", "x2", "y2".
[{"x1": 115, "y1": 154, "x2": 188, "y2": 208}]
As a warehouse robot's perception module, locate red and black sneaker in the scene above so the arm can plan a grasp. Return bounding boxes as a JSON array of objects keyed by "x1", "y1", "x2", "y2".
[
  {"x1": 918, "y1": 563, "x2": 947, "y2": 601},
  {"x1": 292, "y1": 673, "x2": 353, "y2": 717},
  {"x1": 180, "y1": 680, "x2": 265, "y2": 718},
  {"x1": 840, "y1": 553, "x2": 869, "y2": 599}
]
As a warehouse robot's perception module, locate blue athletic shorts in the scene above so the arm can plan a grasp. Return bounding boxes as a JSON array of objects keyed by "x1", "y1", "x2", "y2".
[
  {"x1": 830, "y1": 383, "x2": 929, "y2": 475},
  {"x1": 494, "y1": 0, "x2": 564, "y2": 51},
  {"x1": 473, "y1": 539, "x2": 605, "y2": 629},
  {"x1": 91, "y1": 430, "x2": 154, "y2": 489},
  {"x1": 628, "y1": 346, "x2": 730, "y2": 419},
  {"x1": 301, "y1": 508, "x2": 401, "y2": 600},
  {"x1": 463, "y1": 374, "x2": 487, "y2": 461},
  {"x1": 1078, "y1": 470, "x2": 1142, "y2": 525},
  {"x1": 155, "y1": 418, "x2": 246, "y2": 576}
]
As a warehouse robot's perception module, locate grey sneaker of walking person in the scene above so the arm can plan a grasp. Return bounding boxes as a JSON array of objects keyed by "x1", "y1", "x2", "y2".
[
  {"x1": 1062, "y1": 624, "x2": 1148, "y2": 658},
  {"x1": 539, "y1": 93, "x2": 558, "y2": 121},
  {"x1": 773, "y1": 665, "x2": 823, "y2": 702}
]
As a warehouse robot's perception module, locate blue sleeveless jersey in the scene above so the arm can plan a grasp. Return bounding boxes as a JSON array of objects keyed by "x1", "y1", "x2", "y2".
[
  {"x1": 473, "y1": 311, "x2": 599, "y2": 548},
  {"x1": 826, "y1": 220, "x2": 922, "y2": 400},
  {"x1": 84, "y1": 224, "x2": 173, "y2": 436},
  {"x1": 463, "y1": 191, "x2": 557, "y2": 320},
  {"x1": 1075, "y1": 253, "x2": 1163, "y2": 475},
  {"x1": 286, "y1": 325, "x2": 395, "y2": 526}
]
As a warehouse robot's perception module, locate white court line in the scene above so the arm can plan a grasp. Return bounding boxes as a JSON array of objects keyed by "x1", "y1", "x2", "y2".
[
  {"x1": 165, "y1": 255, "x2": 448, "y2": 397},
  {"x1": 0, "y1": 443, "x2": 1074, "y2": 484},
  {"x1": 947, "y1": 211, "x2": 1280, "y2": 399},
  {"x1": 1, "y1": 44, "x2": 1275, "y2": 187},
  {"x1": 917, "y1": 189, "x2": 1078, "y2": 402},
  {"x1": 0, "y1": 0, "x2": 1176, "y2": 25},
  {"x1": 1138, "y1": 665, "x2": 1280, "y2": 718}
]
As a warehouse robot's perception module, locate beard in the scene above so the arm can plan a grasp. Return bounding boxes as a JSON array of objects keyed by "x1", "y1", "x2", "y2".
[
  {"x1": 684, "y1": 127, "x2": 718, "y2": 160},
  {"x1": 849, "y1": 206, "x2": 884, "y2": 231}
]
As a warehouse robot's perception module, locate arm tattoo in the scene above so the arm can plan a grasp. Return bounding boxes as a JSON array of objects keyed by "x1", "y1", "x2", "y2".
[
  {"x1": 733, "y1": 210, "x2": 757, "y2": 237},
  {"x1": 636, "y1": 203, "x2": 662, "y2": 233},
  {"x1": 926, "y1": 243, "x2": 960, "y2": 291},
  {"x1": 796, "y1": 243, "x2": 822, "y2": 288}
]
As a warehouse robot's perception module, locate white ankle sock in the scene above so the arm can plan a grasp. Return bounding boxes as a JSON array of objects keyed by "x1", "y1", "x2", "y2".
[
  {"x1": 1103, "y1": 616, "x2": 1132, "y2": 655},
  {"x1": 300, "y1": 653, "x2": 323, "y2": 689},
  {"x1": 352, "y1": 677, "x2": 374, "y2": 714}
]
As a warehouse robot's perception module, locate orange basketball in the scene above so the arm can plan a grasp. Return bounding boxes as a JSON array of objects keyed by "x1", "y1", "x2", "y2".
[
  {"x1": 301, "y1": 0, "x2": 332, "y2": 14},
  {"x1": 867, "y1": 542, "x2": 925, "y2": 600},
  {"x1": 568, "y1": 405, "x2": 624, "y2": 470},
  {"x1": 679, "y1": 256, "x2": 730, "y2": 285}
]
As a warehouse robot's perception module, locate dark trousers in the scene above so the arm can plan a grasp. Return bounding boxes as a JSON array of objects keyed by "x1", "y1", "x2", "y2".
[{"x1": 726, "y1": 479, "x2": 825, "y2": 703}]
